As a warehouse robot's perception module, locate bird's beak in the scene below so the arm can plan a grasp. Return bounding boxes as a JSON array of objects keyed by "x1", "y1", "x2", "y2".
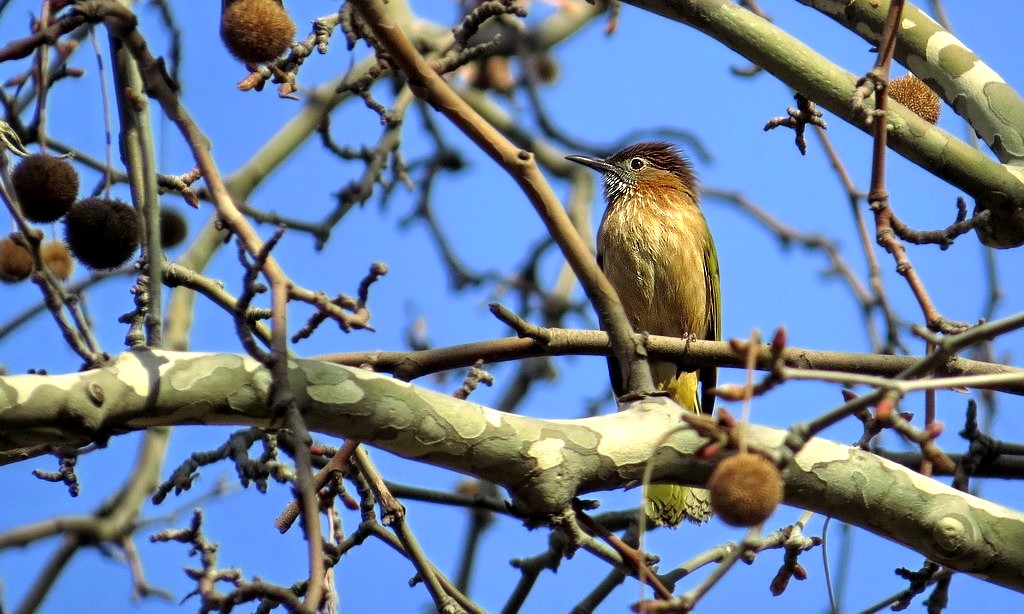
[{"x1": 565, "y1": 154, "x2": 615, "y2": 174}]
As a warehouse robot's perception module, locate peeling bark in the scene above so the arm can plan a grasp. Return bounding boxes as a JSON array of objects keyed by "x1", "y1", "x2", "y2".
[{"x1": 2, "y1": 349, "x2": 1024, "y2": 591}]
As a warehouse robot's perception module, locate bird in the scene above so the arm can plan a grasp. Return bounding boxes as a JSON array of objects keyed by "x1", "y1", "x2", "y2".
[{"x1": 566, "y1": 141, "x2": 720, "y2": 527}]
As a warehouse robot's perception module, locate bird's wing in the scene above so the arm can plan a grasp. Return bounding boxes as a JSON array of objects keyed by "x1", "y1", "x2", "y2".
[{"x1": 699, "y1": 234, "x2": 721, "y2": 415}]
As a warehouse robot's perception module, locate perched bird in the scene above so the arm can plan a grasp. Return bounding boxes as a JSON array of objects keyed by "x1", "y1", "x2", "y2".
[{"x1": 566, "y1": 142, "x2": 720, "y2": 526}]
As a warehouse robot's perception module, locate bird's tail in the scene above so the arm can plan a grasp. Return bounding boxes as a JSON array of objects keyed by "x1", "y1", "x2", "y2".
[{"x1": 644, "y1": 370, "x2": 712, "y2": 527}]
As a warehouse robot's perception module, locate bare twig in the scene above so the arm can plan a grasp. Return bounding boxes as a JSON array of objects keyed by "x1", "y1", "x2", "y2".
[{"x1": 348, "y1": 0, "x2": 656, "y2": 397}]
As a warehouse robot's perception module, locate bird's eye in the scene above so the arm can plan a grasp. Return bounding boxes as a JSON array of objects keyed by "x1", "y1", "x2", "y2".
[{"x1": 628, "y1": 157, "x2": 645, "y2": 171}]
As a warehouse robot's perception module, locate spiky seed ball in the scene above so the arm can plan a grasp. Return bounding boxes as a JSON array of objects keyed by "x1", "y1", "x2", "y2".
[
  {"x1": 0, "y1": 237, "x2": 33, "y2": 283},
  {"x1": 221, "y1": 0, "x2": 296, "y2": 64},
  {"x1": 41, "y1": 241, "x2": 74, "y2": 280},
  {"x1": 708, "y1": 453, "x2": 784, "y2": 527},
  {"x1": 889, "y1": 75, "x2": 941, "y2": 124},
  {"x1": 63, "y1": 198, "x2": 140, "y2": 270},
  {"x1": 159, "y1": 208, "x2": 188, "y2": 248},
  {"x1": 11, "y1": 154, "x2": 80, "y2": 223}
]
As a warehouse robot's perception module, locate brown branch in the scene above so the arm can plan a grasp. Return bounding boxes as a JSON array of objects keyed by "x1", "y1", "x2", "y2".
[
  {"x1": 452, "y1": 0, "x2": 527, "y2": 51},
  {"x1": 813, "y1": 124, "x2": 901, "y2": 353},
  {"x1": 789, "y1": 311, "x2": 1024, "y2": 455},
  {"x1": 347, "y1": 447, "x2": 481, "y2": 612},
  {"x1": 290, "y1": 261, "x2": 388, "y2": 342},
  {"x1": 0, "y1": 180, "x2": 106, "y2": 366},
  {"x1": 313, "y1": 325, "x2": 1024, "y2": 397},
  {"x1": 162, "y1": 262, "x2": 273, "y2": 346},
  {"x1": 0, "y1": 12, "x2": 87, "y2": 62},
  {"x1": 890, "y1": 197, "x2": 989, "y2": 250},
  {"x1": 852, "y1": 0, "x2": 967, "y2": 335},
  {"x1": 575, "y1": 507, "x2": 673, "y2": 602},
  {"x1": 701, "y1": 188, "x2": 871, "y2": 307},
  {"x1": 76, "y1": 2, "x2": 323, "y2": 606},
  {"x1": 348, "y1": 0, "x2": 656, "y2": 397},
  {"x1": 276, "y1": 439, "x2": 360, "y2": 533}
]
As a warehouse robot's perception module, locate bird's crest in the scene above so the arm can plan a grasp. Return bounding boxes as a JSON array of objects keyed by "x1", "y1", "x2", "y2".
[
  {"x1": 600, "y1": 141, "x2": 698, "y2": 207},
  {"x1": 607, "y1": 141, "x2": 696, "y2": 188}
]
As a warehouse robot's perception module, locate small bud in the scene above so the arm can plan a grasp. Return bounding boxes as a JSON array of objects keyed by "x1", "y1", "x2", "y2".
[
  {"x1": 729, "y1": 338, "x2": 749, "y2": 354},
  {"x1": 792, "y1": 563, "x2": 808, "y2": 580},
  {"x1": 716, "y1": 407, "x2": 738, "y2": 427},
  {"x1": 770, "y1": 326, "x2": 787, "y2": 355},
  {"x1": 708, "y1": 453, "x2": 784, "y2": 527},
  {"x1": 341, "y1": 492, "x2": 359, "y2": 510},
  {"x1": 698, "y1": 441, "x2": 723, "y2": 459},
  {"x1": 180, "y1": 188, "x2": 200, "y2": 209},
  {"x1": 875, "y1": 398, "x2": 894, "y2": 421},
  {"x1": 924, "y1": 421, "x2": 944, "y2": 439},
  {"x1": 770, "y1": 571, "x2": 790, "y2": 596},
  {"x1": 57, "y1": 39, "x2": 79, "y2": 56}
]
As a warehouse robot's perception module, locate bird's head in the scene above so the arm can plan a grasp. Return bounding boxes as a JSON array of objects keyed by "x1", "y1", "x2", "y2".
[{"x1": 566, "y1": 141, "x2": 698, "y2": 208}]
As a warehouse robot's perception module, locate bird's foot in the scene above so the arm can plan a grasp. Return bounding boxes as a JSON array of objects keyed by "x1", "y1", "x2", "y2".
[{"x1": 617, "y1": 389, "x2": 672, "y2": 403}]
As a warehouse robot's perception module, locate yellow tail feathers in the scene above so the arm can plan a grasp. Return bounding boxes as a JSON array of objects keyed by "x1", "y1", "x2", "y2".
[
  {"x1": 645, "y1": 370, "x2": 713, "y2": 527},
  {"x1": 644, "y1": 483, "x2": 712, "y2": 527}
]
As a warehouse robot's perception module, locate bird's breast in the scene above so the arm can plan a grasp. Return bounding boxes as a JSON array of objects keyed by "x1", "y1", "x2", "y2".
[{"x1": 598, "y1": 197, "x2": 710, "y2": 343}]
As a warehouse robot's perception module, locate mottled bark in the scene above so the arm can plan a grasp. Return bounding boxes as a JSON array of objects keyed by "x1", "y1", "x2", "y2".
[{"x1": 2, "y1": 350, "x2": 1023, "y2": 591}]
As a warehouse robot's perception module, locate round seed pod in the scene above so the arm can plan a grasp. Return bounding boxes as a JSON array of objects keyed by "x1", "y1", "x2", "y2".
[
  {"x1": 11, "y1": 154, "x2": 80, "y2": 223},
  {"x1": 159, "y1": 208, "x2": 188, "y2": 248},
  {"x1": 534, "y1": 53, "x2": 560, "y2": 85},
  {"x1": 889, "y1": 75, "x2": 941, "y2": 124},
  {"x1": 0, "y1": 237, "x2": 33, "y2": 282},
  {"x1": 221, "y1": 0, "x2": 296, "y2": 64},
  {"x1": 63, "y1": 198, "x2": 140, "y2": 270},
  {"x1": 708, "y1": 452, "x2": 784, "y2": 527},
  {"x1": 41, "y1": 241, "x2": 74, "y2": 280},
  {"x1": 471, "y1": 56, "x2": 516, "y2": 95}
]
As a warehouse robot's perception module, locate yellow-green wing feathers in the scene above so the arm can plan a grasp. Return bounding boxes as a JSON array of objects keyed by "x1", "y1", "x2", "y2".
[
  {"x1": 646, "y1": 217, "x2": 719, "y2": 527},
  {"x1": 700, "y1": 227, "x2": 720, "y2": 415}
]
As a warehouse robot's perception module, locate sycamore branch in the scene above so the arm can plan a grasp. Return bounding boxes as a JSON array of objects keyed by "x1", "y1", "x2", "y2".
[
  {"x1": 799, "y1": 0, "x2": 1024, "y2": 167},
  {"x1": 622, "y1": 0, "x2": 1024, "y2": 247},
  {"x1": 2, "y1": 350, "x2": 1023, "y2": 592}
]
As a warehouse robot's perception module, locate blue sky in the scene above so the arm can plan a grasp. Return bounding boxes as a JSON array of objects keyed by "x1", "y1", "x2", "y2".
[{"x1": 2, "y1": 1, "x2": 1024, "y2": 612}]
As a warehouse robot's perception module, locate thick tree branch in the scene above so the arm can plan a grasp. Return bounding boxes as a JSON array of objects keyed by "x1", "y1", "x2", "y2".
[
  {"x1": 622, "y1": 0, "x2": 1024, "y2": 247},
  {"x1": 2, "y1": 351, "x2": 1024, "y2": 592},
  {"x1": 800, "y1": 0, "x2": 1024, "y2": 166}
]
